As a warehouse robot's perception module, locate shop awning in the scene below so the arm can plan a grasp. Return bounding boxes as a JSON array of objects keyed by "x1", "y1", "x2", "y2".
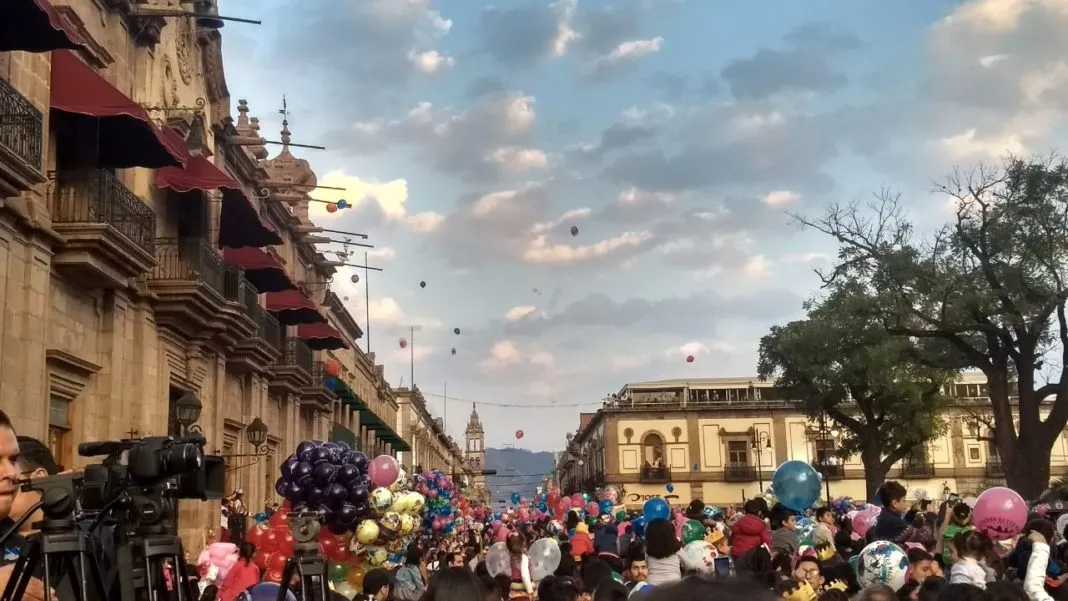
[
  {"x1": 3, "y1": 0, "x2": 87, "y2": 52},
  {"x1": 297, "y1": 322, "x2": 349, "y2": 351},
  {"x1": 222, "y1": 247, "x2": 294, "y2": 293},
  {"x1": 334, "y1": 380, "x2": 368, "y2": 411},
  {"x1": 265, "y1": 289, "x2": 324, "y2": 325},
  {"x1": 50, "y1": 50, "x2": 186, "y2": 169},
  {"x1": 153, "y1": 127, "x2": 282, "y2": 249},
  {"x1": 362, "y1": 411, "x2": 411, "y2": 452},
  {"x1": 330, "y1": 423, "x2": 359, "y2": 449}
]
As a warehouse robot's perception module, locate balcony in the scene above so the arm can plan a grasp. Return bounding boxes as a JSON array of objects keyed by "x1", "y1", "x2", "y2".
[
  {"x1": 901, "y1": 462, "x2": 936, "y2": 478},
  {"x1": 814, "y1": 462, "x2": 845, "y2": 480},
  {"x1": 50, "y1": 169, "x2": 156, "y2": 288},
  {"x1": 638, "y1": 465, "x2": 671, "y2": 483},
  {"x1": 148, "y1": 237, "x2": 233, "y2": 337},
  {"x1": 985, "y1": 459, "x2": 1005, "y2": 477},
  {"x1": 724, "y1": 463, "x2": 760, "y2": 482},
  {"x1": 0, "y1": 77, "x2": 44, "y2": 197},
  {"x1": 228, "y1": 277, "x2": 282, "y2": 373},
  {"x1": 301, "y1": 360, "x2": 336, "y2": 411},
  {"x1": 268, "y1": 337, "x2": 313, "y2": 395}
]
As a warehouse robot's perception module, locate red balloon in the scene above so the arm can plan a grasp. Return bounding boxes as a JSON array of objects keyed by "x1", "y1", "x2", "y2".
[
  {"x1": 319, "y1": 534, "x2": 341, "y2": 559},
  {"x1": 324, "y1": 360, "x2": 341, "y2": 377},
  {"x1": 252, "y1": 550, "x2": 270, "y2": 570},
  {"x1": 247, "y1": 523, "x2": 268, "y2": 547},
  {"x1": 515, "y1": 429, "x2": 524, "y2": 439},
  {"x1": 276, "y1": 528, "x2": 295, "y2": 555},
  {"x1": 267, "y1": 551, "x2": 288, "y2": 572},
  {"x1": 266, "y1": 570, "x2": 284, "y2": 583},
  {"x1": 685, "y1": 355, "x2": 695, "y2": 363},
  {"x1": 260, "y1": 529, "x2": 280, "y2": 553},
  {"x1": 326, "y1": 203, "x2": 338, "y2": 214},
  {"x1": 268, "y1": 510, "x2": 289, "y2": 530},
  {"x1": 399, "y1": 338, "x2": 408, "y2": 349}
]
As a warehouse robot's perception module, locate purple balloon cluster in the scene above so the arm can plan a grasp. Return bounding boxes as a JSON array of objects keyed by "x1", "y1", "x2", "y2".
[{"x1": 276, "y1": 440, "x2": 373, "y2": 534}]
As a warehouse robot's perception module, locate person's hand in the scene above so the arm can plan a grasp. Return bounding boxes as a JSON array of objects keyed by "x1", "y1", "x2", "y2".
[
  {"x1": 0, "y1": 564, "x2": 54, "y2": 601},
  {"x1": 1030, "y1": 531, "x2": 1048, "y2": 545}
]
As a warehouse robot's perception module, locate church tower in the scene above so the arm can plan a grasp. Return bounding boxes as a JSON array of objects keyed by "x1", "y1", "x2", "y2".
[{"x1": 465, "y1": 403, "x2": 487, "y2": 501}]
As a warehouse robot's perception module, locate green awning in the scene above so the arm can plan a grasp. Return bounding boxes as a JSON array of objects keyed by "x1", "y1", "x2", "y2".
[
  {"x1": 330, "y1": 422, "x2": 358, "y2": 449},
  {"x1": 334, "y1": 380, "x2": 411, "y2": 452}
]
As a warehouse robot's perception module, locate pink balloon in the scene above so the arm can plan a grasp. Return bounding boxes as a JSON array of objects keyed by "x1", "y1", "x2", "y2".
[
  {"x1": 585, "y1": 502, "x2": 599, "y2": 515},
  {"x1": 852, "y1": 510, "x2": 874, "y2": 538},
  {"x1": 496, "y1": 527, "x2": 510, "y2": 542},
  {"x1": 368, "y1": 454, "x2": 400, "y2": 488},
  {"x1": 570, "y1": 493, "x2": 584, "y2": 507},
  {"x1": 973, "y1": 486, "x2": 1027, "y2": 540},
  {"x1": 560, "y1": 497, "x2": 573, "y2": 509}
]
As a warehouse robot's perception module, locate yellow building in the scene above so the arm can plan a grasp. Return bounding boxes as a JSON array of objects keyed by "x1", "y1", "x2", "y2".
[
  {"x1": 394, "y1": 387, "x2": 471, "y2": 481},
  {"x1": 557, "y1": 374, "x2": 1068, "y2": 508},
  {"x1": 0, "y1": 0, "x2": 409, "y2": 550}
]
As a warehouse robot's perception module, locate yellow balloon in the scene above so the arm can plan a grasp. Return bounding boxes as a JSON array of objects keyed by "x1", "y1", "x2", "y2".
[
  {"x1": 406, "y1": 492, "x2": 426, "y2": 514},
  {"x1": 398, "y1": 513, "x2": 415, "y2": 535},
  {"x1": 346, "y1": 564, "x2": 367, "y2": 590},
  {"x1": 355, "y1": 519, "x2": 380, "y2": 544}
]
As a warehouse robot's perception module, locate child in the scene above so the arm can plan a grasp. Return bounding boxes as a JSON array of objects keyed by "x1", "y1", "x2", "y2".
[
  {"x1": 940, "y1": 502, "x2": 972, "y2": 565},
  {"x1": 870, "y1": 482, "x2": 912, "y2": 543},
  {"x1": 772, "y1": 511, "x2": 800, "y2": 557},
  {"x1": 949, "y1": 531, "x2": 991, "y2": 589},
  {"x1": 570, "y1": 522, "x2": 594, "y2": 561},
  {"x1": 731, "y1": 497, "x2": 772, "y2": 559}
]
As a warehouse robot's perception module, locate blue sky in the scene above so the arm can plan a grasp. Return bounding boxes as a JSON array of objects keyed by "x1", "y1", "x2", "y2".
[{"x1": 219, "y1": 0, "x2": 1068, "y2": 451}]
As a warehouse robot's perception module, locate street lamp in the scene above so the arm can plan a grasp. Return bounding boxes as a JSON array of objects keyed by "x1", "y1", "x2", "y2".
[
  {"x1": 175, "y1": 391, "x2": 203, "y2": 434},
  {"x1": 748, "y1": 427, "x2": 772, "y2": 492},
  {"x1": 815, "y1": 412, "x2": 839, "y2": 502}
]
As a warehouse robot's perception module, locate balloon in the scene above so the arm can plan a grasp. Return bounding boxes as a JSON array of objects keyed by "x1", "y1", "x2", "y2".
[
  {"x1": 266, "y1": 551, "x2": 288, "y2": 572},
  {"x1": 973, "y1": 487, "x2": 1027, "y2": 540},
  {"x1": 326, "y1": 203, "x2": 338, "y2": 213},
  {"x1": 570, "y1": 225, "x2": 579, "y2": 236},
  {"x1": 529, "y1": 538, "x2": 562, "y2": 581},
  {"x1": 615, "y1": 510, "x2": 626, "y2": 522},
  {"x1": 419, "y1": 281, "x2": 426, "y2": 288},
  {"x1": 368, "y1": 455, "x2": 400, "y2": 488},
  {"x1": 485, "y1": 542, "x2": 510, "y2": 577},
  {"x1": 511, "y1": 492, "x2": 521, "y2": 505},
  {"x1": 666, "y1": 483, "x2": 674, "y2": 493},
  {"x1": 679, "y1": 540, "x2": 717, "y2": 574},
  {"x1": 643, "y1": 498, "x2": 670, "y2": 521},
  {"x1": 854, "y1": 541, "x2": 910, "y2": 591},
  {"x1": 327, "y1": 561, "x2": 349, "y2": 582},
  {"x1": 632, "y1": 515, "x2": 648, "y2": 537},
  {"x1": 398, "y1": 338, "x2": 408, "y2": 349},
  {"x1": 453, "y1": 327, "x2": 461, "y2": 335},
  {"x1": 355, "y1": 519, "x2": 380, "y2": 544},
  {"x1": 852, "y1": 510, "x2": 875, "y2": 539},
  {"x1": 350, "y1": 274, "x2": 360, "y2": 284},
  {"x1": 451, "y1": 348, "x2": 457, "y2": 355},
  {"x1": 772, "y1": 460, "x2": 822, "y2": 511},
  {"x1": 516, "y1": 430, "x2": 524, "y2": 439},
  {"x1": 585, "y1": 502, "x2": 599, "y2": 516},
  {"x1": 681, "y1": 519, "x2": 705, "y2": 545},
  {"x1": 345, "y1": 564, "x2": 367, "y2": 588},
  {"x1": 334, "y1": 582, "x2": 357, "y2": 601},
  {"x1": 246, "y1": 582, "x2": 297, "y2": 601},
  {"x1": 336, "y1": 199, "x2": 348, "y2": 209},
  {"x1": 324, "y1": 360, "x2": 340, "y2": 377},
  {"x1": 686, "y1": 355, "x2": 695, "y2": 363},
  {"x1": 598, "y1": 499, "x2": 613, "y2": 516}
]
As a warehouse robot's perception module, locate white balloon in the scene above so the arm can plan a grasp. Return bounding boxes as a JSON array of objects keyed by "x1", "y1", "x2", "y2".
[
  {"x1": 334, "y1": 581, "x2": 358, "y2": 600},
  {"x1": 485, "y1": 542, "x2": 510, "y2": 577},
  {"x1": 528, "y1": 538, "x2": 562, "y2": 582}
]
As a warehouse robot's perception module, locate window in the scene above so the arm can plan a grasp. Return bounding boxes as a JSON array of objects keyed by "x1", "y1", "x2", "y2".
[
  {"x1": 814, "y1": 439, "x2": 836, "y2": 464},
  {"x1": 264, "y1": 452, "x2": 276, "y2": 503},
  {"x1": 727, "y1": 440, "x2": 749, "y2": 465},
  {"x1": 969, "y1": 447, "x2": 980, "y2": 461},
  {"x1": 223, "y1": 442, "x2": 235, "y2": 495},
  {"x1": 47, "y1": 396, "x2": 71, "y2": 471},
  {"x1": 641, "y1": 433, "x2": 665, "y2": 466}
]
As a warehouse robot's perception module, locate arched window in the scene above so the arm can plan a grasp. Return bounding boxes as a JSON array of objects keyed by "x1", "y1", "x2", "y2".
[{"x1": 641, "y1": 432, "x2": 665, "y2": 467}]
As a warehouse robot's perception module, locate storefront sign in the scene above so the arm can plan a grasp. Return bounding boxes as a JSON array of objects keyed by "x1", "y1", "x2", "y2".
[{"x1": 620, "y1": 483, "x2": 691, "y2": 507}]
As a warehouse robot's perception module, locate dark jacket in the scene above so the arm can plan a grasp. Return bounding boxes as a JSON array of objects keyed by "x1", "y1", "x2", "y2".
[
  {"x1": 870, "y1": 509, "x2": 910, "y2": 543},
  {"x1": 594, "y1": 523, "x2": 619, "y2": 555}
]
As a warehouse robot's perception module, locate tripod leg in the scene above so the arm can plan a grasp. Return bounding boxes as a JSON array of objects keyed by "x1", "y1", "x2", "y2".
[{"x1": 1, "y1": 539, "x2": 42, "y2": 601}]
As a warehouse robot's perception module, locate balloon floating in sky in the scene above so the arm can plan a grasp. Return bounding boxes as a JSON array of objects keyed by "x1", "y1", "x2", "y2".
[
  {"x1": 686, "y1": 355, "x2": 695, "y2": 363},
  {"x1": 516, "y1": 430, "x2": 524, "y2": 440},
  {"x1": 569, "y1": 225, "x2": 579, "y2": 237},
  {"x1": 398, "y1": 338, "x2": 408, "y2": 349},
  {"x1": 343, "y1": 296, "x2": 349, "y2": 301},
  {"x1": 453, "y1": 327, "x2": 461, "y2": 335},
  {"x1": 337, "y1": 199, "x2": 348, "y2": 209},
  {"x1": 419, "y1": 281, "x2": 426, "y2": 288},
  {"x1": 532, "y1": 287, "x2": 541, "y2": 295},
  {"x1": 450, "y1": 348, "x2": 457, "y2": 355},
  {"x1": 326, "y1": 203, "x2": 338, "y2": 214},
  {"x1": 350, "y1": 274, "x2": 360, "y2": 284}
]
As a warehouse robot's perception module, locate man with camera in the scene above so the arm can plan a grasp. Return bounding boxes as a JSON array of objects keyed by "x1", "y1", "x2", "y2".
[{"x1": 0, "y1": 411, "x2": 51, "y2": 601}]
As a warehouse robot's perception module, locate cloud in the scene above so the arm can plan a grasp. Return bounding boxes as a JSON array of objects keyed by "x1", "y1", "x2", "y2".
[
  {"x1": 327, "y1": 92, "x2": 544, "y2": 183},
  {"x1": 587, "y1": 37, "x2": 664, "y2": 80},
  {"x1": 720, "y1": 23, "x2": 860, "y2": 100},
  {"x1": 408, "y1": 49, "x2": 455, "y2": 74},
  {"x1": 567, "y1": 123, "x2": 657, "y2": 164},
  {"x1": 367, "y1": 247, "x2": 397, "y2": 263},
  {"x1": 504, "y1": 306, "x2": 540, "y2": 321},
  {"x1": 477, "y1": 0, "x2": 578, "y2": 67},
  {"x1": 309, "y1": 170, "x2": 443, "y2": 233},
  {"x1": 479, "y1": 340, "x2": 523, "y2": 371},
  {"x1": 761, "y1": 190, "x2": 801, "y2": 207},
  {"x1": 529, "y1": 352, "x2": 556, "y2": 368}
]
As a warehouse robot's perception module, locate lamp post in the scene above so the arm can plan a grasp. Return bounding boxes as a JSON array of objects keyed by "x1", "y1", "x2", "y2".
[
  {"x1": 815, "y1": 412, "x2": 841, "y2": 502},
  {"x1": 175, "y1": 391, "x2": 203, "y2": 435},
  {"x1": 748, "y1": 427, "x2": 772, "y2": 492}
]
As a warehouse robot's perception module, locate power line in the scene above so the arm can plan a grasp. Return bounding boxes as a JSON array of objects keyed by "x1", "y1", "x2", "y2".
[{"x1": 419, "y1": 390, "x2": 604, "y2": 409}]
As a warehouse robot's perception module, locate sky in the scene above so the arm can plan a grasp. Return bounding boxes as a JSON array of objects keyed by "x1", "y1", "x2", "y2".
[{"x1": 218, "y1": 0, "x2": 1068, "y2": 452}]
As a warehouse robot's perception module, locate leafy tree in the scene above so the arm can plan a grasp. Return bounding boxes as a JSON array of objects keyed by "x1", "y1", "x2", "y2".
[
  {"x1": 758, "y1": 280, "x2": 954, "y2": 500},
  {"x1": 798, "y1": 156, "x2": 1068, "y2": 498}
]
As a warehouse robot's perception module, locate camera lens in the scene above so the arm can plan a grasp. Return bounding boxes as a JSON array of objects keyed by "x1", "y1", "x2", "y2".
[{"x1": 161, "y1": 442, "x2": 203, "y2": 476}]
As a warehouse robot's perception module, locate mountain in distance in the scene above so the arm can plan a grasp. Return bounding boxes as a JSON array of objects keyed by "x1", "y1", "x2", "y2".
[{"x1": 483, "y1": 447, "x2": 555, "y2": 506}]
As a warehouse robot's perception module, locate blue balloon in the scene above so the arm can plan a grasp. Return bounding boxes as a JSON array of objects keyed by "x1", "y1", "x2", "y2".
[
  {"x1": 631, "y1": 515, "x2": 648, "y2": 537},
  {"x1": 598, "y1": 499, "x2": 613, "y2": 515},
  {"x1": 324, "y1": 376, "x2": 337, "y2": 391},
  {"x1": 247, "y1": 583, "x2": 297, "y2": 601},
  {"x1": 666, "y1": 483, "x2": 674, "y2": 493},
  {"x1": 771, "y1": 460, "x2": 822, "y2": 511},
  {"x1": 642, "y1": 497, "x2": 670, "y2": 521},
  {"x1": 511, "y1": 492, "x2": 521, "y2": 505}
]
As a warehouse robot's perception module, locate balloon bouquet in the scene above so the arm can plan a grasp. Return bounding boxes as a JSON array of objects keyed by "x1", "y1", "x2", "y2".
[
  {"x1": 412, "y1": 469, "x2": 460, "y2": 536},
  {"x1": 246, "y1": 440, "x2": 425, "y2": 600}
]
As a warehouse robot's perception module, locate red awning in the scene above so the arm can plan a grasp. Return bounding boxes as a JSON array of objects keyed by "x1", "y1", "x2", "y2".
[
  {"x1": 2, "y1": 0, "x2": 87, "y2": 52},
  {"x1": 266, "y1": 289, "x2": 325, "y2": 325},
  {"x1": 297, "y1": 323, "x2": 350, "y2": 351},
  {"x1": 222, "y1": 247, "x2": 295, "y2": 293},
  {"x1": 156, "y1": 128, "x2": 237, "y2": 192},
  {"x1": 50, "y1": 50, "x2": 186, "y2": 169}
]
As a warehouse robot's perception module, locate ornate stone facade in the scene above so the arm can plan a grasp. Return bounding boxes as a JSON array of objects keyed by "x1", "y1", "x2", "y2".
[{"x1": 395, "y1": 388, "x2": 472, "y2": 482}]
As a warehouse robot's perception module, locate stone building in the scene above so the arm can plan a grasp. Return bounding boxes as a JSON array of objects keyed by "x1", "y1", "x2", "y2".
[
  {"x1": 394, "y1": 387, "x2": 472, "y2": 482},
  {"x1": 465, "y1": 404, "x2": 488, "y2": 501},
  {"x1": 0, "y1": 0, "x2": 408, "y2": 550}
]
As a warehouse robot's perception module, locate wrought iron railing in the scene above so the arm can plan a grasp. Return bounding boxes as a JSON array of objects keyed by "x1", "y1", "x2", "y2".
[
  {"x1": 51, "y1": 169, "x2": 156, "y2": 254},
  {"x1": 638, "y1": 465, "x2": 671, "y2": 483},
  {"x1": 901, "y1": 462, "x2": 936, "y2": 477},
  {"x1": 814, "y1": 462, "x2": 845, "y2": 480},
  {"x1": 150, "y1": 237, "x2": 225, "y2": 295},
  {"x1": 222, "y1": 264, "x2": 244, "y2": 303},
  {"x1": 262, "y1": 311, "x2": 283, "y2": 353},
  {"x1": 724, "y1": 464, "x2": 759, "y2": 482},
  {"x1": 0, "y1": 76, "x2": 43, "y2": 171},
  {"x1": 985, "y1": 458, "x2": 1005, "y2": 477},
  {"x1": 311, "y1": 360, "x2": 327, "y2": 388},
  {"x1": 283, "y1": 337, "x2": 313, "y2": 375}
]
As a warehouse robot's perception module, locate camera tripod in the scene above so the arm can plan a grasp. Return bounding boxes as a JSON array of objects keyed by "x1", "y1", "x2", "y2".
[
  {"x1": 1, "y1": 485, "x2": 108, "y2": 601},
  {"x1": 279, "y1": 513, "x2": 328, "y2": 601},
  {"x1": 115, "y1": 528, "x2": 198, "y2": 601}
]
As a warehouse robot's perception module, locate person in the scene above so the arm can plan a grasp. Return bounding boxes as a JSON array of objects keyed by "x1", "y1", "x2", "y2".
[
  {"x1": 942, "y1": 502, "x2": 974, "y2": 565},
  {"x1": 199, "y1": 584, "x2": 218, "y2": 601},
  {"x1": 793, "y1": 556, "x2": 823, "y2": 593},
  {"x1": 949, "y1": 531, "x2": 991, "y2": 589},
  {"x1": 572, "y1": 522, "x2": 594, "y2": 561},
  {"x1": 0, "y1": 410, "x2": 53, "y2": 601},
  {"x1": 731, "y1": 498, "x2": 772, "y2": 559},
  {"x1": 623, "y1": 547, "x2": 648, "y2": 593},
  {"x1": 644, "y1": 518, "x2": 682, "y2": 585},
  {"x1": 537, "y1": 576, "x2": 582, "y2": 601},
  {"x1": 594, "y1": 521, "x2": 618, "y2": 555},
  {"x1": 771, "y1": 511, "x2": 799, "y2": 557},
  {"x1": 618, "y1": 523, "x2": 636, "y2": 557},
  {"x1": 394, "y1": 544, "x2": 426, "y2": 600},
  {"x1": 506, "y1": 531, "x2": 534, "y2": 600},
  {"x1": 217, "y1": 542, "x2": 258, "y2": 601},
  {"x1": 359, "y1": 568, "x2": 392, "y2": 601},
  {"x1": 8, "y1": 437, "x2": 61, "y2": 540},
  {"x1": 640, "y1": 576, "x2": 780, "y2": 601},
  {"x1": 423, "y1": 567, "x2": 483, "y2": 601},
  {"x1": 813, "y1": 508, "x2": 835, "y2": 551},
  {"x1": 907, "y1": 548, "x2": 942, "y2": 582},
  {"x1": 447, "y1": 551, "x2": 466, "y2": 568},
  {"x1": 481, "y1": 574, "x2": 504, "y2": 601},
  {"x1": 869, "y1": 482, "x2": 911, "y2": 543},
  {"x1": 707, "y1": 529, "x2": 729, "y2": 556},
  {"x1": 592, "y1": 579, "x2": 627, "y2": 601},
  {"x1": 1024, "y1": 530, "x2": 1056, "y2": 601}
]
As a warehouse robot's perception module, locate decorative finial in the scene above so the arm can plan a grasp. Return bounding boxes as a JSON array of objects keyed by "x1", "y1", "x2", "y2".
[
  {"x1": 237, "y1": 99, "x2": 249, "y2": 127},
  {"x1": 279, "y1": 94, "x2": 291, "y2": 151}
]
